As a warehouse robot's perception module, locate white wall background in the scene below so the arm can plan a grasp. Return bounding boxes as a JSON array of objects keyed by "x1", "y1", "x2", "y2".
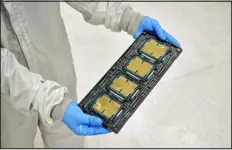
[{"x1": 35, "y1": 2, "x2": 231, "y2": 148}]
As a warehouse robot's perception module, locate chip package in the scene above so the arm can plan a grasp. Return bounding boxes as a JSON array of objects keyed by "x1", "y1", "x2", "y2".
[{"x1": 79, "y1": 31, "x2": 182, "y2": 133}]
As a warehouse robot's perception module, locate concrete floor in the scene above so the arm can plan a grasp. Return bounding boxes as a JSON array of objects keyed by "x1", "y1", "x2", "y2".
[{"x1": 34, "y1": 2, "x2": 231, "y2": 148}]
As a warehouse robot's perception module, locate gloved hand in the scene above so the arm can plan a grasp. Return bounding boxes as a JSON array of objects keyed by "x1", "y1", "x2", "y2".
[
  {"x1": 134, "y1": 16, "x2": 181, "y2": 47},
  {"x1": 62, "y1": 101, "x2": 110, "y2": 136}
]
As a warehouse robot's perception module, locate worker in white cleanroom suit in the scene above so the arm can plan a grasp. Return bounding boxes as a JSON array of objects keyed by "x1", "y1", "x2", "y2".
[{"x1": 1, "y1": 1, "x2": 180, "y2": 148}]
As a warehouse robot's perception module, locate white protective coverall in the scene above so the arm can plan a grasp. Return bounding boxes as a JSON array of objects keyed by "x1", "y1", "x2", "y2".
[{"x1": 1, "y1": 1, "x2": 144, "y2": 148}]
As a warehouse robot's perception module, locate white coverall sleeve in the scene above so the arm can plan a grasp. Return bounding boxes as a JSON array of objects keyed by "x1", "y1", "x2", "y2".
[
  {"x1": 65, "y1": 1, "x2": 144, "y2": 35},
  {"x1": 1, "y1": 48, "x2": 68, "y2": 126}
]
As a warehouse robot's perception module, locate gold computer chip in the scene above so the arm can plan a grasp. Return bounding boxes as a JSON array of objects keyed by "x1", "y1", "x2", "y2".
[
  {"x1": 141, "y1": 40, "x2": 167, "y2": 58},
  {"x1": 93, "y1": 95, "x2": 121, "y2": 118},
  {"x1": 110, "y1": 76, "x2": 137, "y2": 97},
  {"x1": 126, "y1": 57, "x2": 153, "y2": 78}
]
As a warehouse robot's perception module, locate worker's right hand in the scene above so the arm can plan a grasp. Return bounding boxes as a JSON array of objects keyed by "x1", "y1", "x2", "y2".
[{"x1": 62, "y1": 101, "x2": 111, "y2": 136}]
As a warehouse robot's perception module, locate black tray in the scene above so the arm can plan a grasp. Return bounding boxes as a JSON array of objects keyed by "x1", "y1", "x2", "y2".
[{"x1": 79, "y1": 31, "x2": 182, "y2": 133}]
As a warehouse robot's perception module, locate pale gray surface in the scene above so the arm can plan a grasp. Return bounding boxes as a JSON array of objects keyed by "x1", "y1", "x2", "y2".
[{"x1": 34, "y1": 2, "x2": 231, "y2": 148}]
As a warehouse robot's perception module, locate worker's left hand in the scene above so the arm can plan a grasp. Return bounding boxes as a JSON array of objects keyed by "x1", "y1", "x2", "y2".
[
  {"x1": 133, "y1": 16, "x2": 181, "y2": 47},
  {"x1": 62, "y1": 101, "x2": 111, "y2": 136}
]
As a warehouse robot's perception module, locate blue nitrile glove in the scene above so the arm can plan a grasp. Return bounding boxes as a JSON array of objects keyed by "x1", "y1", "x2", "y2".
[
  {"x1": 134, "y1": 16, "x2": 181, "y2": 47},
  {"x1": 62, "y1": 101, "x2": 110, "y2": 136}
]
